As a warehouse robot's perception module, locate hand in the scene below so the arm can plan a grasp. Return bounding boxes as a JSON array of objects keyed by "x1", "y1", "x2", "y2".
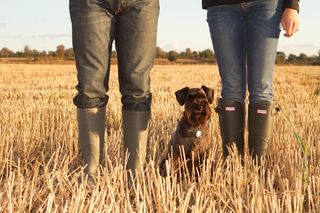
[{"x1": 281, "y1": 8, "x2": 300, "y2": 37}]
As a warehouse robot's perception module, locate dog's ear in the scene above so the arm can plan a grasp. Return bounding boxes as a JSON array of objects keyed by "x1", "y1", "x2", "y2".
[
  {"x1": 201, "y1": 85, "x2": 214, "y2": 104},
  {"x1": 175, "y1": 87, "x2": 190, "y2": 106}
]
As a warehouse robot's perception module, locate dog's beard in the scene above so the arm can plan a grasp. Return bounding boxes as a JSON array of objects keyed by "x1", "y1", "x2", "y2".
[{"x1": 184, "y1": 103, "x2": 211, "y2": 127}]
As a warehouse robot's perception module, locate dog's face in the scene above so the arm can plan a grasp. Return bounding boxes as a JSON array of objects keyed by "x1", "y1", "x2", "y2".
[{"x1": 175, "y1": 86, "x2": 214, "y2": 127}]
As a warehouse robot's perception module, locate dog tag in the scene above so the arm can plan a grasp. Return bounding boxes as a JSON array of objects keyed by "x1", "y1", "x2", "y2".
[{"x1": 195, "y1": 130, "x2": 201, "y2": 138}]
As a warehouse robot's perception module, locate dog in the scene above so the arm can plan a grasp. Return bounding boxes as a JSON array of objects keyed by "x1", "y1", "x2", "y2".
[{"x1": 159, "y1": 86, "x2": 214, "y2": 177}]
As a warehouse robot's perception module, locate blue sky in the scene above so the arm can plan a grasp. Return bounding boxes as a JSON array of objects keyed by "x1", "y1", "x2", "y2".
[{"x1": 0, "y1": 0, "x2": 319, "y2": 56}]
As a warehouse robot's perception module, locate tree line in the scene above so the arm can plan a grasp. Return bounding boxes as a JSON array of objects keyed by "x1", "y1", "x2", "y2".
[
  {"x1": 156, "y1": 47, "x2": 216, "y2": 63},
  {"x1": 0, "y1": 45, "x2": 320, "y2": 65},
  {"x1": 275, "y1": 51, "x2": 320, "y2": 66},
  {"x1": 0, "y1": 45, "x2": 75, "y2": 60}
]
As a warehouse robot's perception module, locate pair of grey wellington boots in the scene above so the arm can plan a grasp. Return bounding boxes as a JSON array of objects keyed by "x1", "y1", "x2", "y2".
[
  {"x1": 77, "y1": 108, "x2": 149, "y2": 187},
  {"x1": 216, "y1": 99, "x2": 274, "y2": 165}
]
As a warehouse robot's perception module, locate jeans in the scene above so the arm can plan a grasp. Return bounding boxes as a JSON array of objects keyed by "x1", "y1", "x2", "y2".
[
  {"x1": 207, "y1": 0, "x2": 283, "y2": 103},
  {"x1": 70, "y1": 0, "x2": 159, "y2": 111}
]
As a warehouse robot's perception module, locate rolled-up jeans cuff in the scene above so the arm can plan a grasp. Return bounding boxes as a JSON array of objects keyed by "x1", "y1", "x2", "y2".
[
  {"x1": 121, "y1": 94, "x2": 152, "y2": 112},
  {"x1": 73, "y1": 94, "x2": 109, "y2": 108}
]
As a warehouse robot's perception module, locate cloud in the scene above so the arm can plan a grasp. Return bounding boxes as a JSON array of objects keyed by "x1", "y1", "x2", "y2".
[
  {"x1": 158, "y1": 41, "x2": 181, "y2": 51},
  {"x1": 0, "y1": 35, "x2": 22, "y2": 39},
  {"x1": 0, "y1": 34, "x2": 71, "y2": 39},
  {"x1": 278, "y1": 43, "x2": 320, "y2": 55},
  {"x1": 31, "y1": 34, "x2": 70, "y2": 39}
]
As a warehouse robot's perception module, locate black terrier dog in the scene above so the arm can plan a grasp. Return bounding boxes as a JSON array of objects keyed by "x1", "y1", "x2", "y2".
[{"x1": 159, "y1": 86, "x2": 214, "y2": 177}]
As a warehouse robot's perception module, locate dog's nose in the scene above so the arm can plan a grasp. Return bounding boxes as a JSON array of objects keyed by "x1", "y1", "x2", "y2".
[{"x1": 195, "y1": 105, "x2": 203, "y2": 111}]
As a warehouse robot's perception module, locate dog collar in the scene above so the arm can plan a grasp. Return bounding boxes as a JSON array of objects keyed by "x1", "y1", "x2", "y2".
[
  {"x1": 181, "y1": 114, "x2": 205, "y2": 138},
  {"x1": 195, "y1": 130, "x2": 201, "y2": 138}
]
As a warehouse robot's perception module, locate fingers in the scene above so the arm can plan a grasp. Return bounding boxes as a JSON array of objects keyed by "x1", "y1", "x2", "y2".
[
  {"x1": 281, "y1": 20, "x2": 286, "y2": 31},
  {"x1": 295, "y1": 21, "x2": 300, "y2": 33},
  {"x1": 281, "y1": 8, "x2": 299, "y2": 38},
  {"x1": 285, "y1": 21, "x2": 295, "y2": 37},
  {"x1": 282, "y1": 16, "x2": 295, "y2": 37}
]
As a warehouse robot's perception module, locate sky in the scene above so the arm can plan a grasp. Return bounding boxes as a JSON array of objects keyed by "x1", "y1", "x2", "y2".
[{"x1": 0, "y1": 0, "x2": 319, "y2": 56}]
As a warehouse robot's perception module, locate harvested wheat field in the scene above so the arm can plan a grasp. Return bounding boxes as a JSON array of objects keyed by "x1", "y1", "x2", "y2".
[{"x1": 0, "y1": 64, "x2": 319, "y2": 212}]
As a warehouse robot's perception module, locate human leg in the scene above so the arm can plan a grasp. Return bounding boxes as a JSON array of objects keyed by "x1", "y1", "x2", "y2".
[
  {"x1": 207, "y1": 4, "x2": 246, "y2": 158},
  {"x1": 246, "y1": 0, "x2": 283, "y2": 163},
  {"x1": 70, "y1": 0, "x2": 116, "y2": 183},
  {"x1": 115, "y1": 0, "x2": 159, "y2": 174}
]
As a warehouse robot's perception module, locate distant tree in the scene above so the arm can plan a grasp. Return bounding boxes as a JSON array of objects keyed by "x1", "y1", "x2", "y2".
[
  {"x1": 199, "y1": 49, "x2": 215, "y2": 61},
  {"x1": 179, "y1": 51, "x2": 186, "y2": 58},
  {"x1": 156, "y1": 47, "x2": 166, "y2": 58},
  {"x1": 313, "y1": 50, "x2": 320, "y2": 65},
  {"x1": 42, "y1": 50, "x2": 47, "y2": 57},
  {"x1": 65, "y1": 48, "x2": 74, "y2": 58},
  {"x1": 276, "y1": 51, "x2": 286, "y2": 64},
  {"x1": 185, "y1": 48, "x2": 193, "y2": 59},
  {"x1": 309, "y1": 55, "x2": 319, "y2": 63},
  {"x1": 56, "y1": 45, "x2": 66, "y2": 59},
  {"x1": 0, "y1": 47, "x2": 13, "y2": 57},
  {"x1": 168, "y1": 50, "x2": 178, "y2": 62},
  {"x1": 15, "y1": 51, "x2": 24, "y2": 57},
  {"x1": 24, "y1": 45, "x2": 32, "y2": 57},
  {"x1": 32, "y1": 49, "x2": 40, "y2": 57},
  {"x1": 287, "y1": 54, "x2": 297, "y2": 64},
  {"x1": 298, "y1": 53, "x2": 308, "y2": 63},
  {"x1": 192, "y1": 51, "x2": 199, "y2": 59},
  {"x1": 48, "y1": 51, "x2": 57, "y2": 57}
]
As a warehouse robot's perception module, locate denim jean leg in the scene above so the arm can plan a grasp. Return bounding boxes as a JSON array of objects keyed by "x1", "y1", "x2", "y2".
[
  {"x1": 70, "y1": 0, "x2": 116, "y2": 108},
  {"x1": 207, "y1": 5, "x2": 246, "y2": 103},
  {"x1": 115, "y1": 0, "x2": 160, "y2": 111},
  {"x1": 247, "y1": 0, "x2": 283, "y2": 103}
]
